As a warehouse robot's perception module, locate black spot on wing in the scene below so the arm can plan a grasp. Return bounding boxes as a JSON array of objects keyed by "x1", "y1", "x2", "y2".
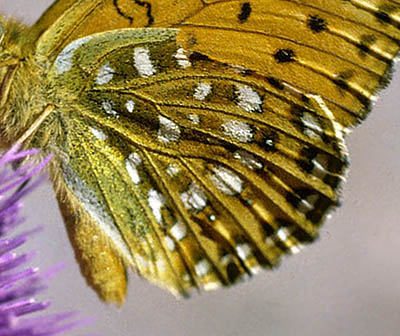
[
  {"x1": 307, "y1": 15, "x2": 327, "y2": 33},
  {"x1": 238, "y1": 2, "x2": 252, "y2": 23},
  {"x1": 267, "y1": 77, "x2": 284, "y2": 90},
  {"x1": 375, "y1": 9, "x2": 392, "y2": 24},
  {"x1": 358, "y1": 34, "x2": 377, "y2": 55},
  {"x1": 274, "y1": 49, "x2": 295, "y2": 63}
]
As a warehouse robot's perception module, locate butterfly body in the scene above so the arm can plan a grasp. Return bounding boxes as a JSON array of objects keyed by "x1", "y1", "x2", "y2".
[{"x1": 0, "y1": 0, "x2": 399, "y2": 304}]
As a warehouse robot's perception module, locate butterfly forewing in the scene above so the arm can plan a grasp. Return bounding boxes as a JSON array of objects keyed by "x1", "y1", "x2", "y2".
[{"x1": 34, "y1": 0, "x2": 400, "y2": 130}]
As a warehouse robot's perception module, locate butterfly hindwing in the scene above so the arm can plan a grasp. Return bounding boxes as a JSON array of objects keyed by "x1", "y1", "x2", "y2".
[{"x1": 44, "y1": 27, "x2": 349, "y2": 301}]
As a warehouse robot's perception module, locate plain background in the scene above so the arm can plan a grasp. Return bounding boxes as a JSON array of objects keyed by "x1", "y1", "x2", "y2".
[{"x1": 0, "y1": 1, "x2": 399, "y2": 335}]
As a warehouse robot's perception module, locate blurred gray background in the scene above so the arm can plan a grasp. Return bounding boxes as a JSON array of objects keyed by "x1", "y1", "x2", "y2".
[{"x1": 0, "y1": 1, "x2": 399, "y2": 335}]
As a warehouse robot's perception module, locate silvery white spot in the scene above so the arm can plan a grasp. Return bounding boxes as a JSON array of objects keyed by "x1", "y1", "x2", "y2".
[
  {"x1": 156, "y1": 258, "x2": 167, "y2": 272},
  {"x1": 235, "y1": 85, "x2": 262, "y2": 113},
  {"x1": 236, "y1": 243, "x2": 251, "y2": 260},
  {"x1": 312, "y1": 154, "x2": 329, "y2": 179},
  {"x1": 175, "y1": 48, "x2": 191, "y2": 68},
  {"x1": 204, "y1": 282, "x2": 220, "y2": 290},
  {"x1": 194, "y1": 82, "x2": 212, "y2": 100},
  {"x1": 210, "y1": 166, "x2": 243, "y2": 196},
  {"x1": 311, "y1": 160, "x2": 329, "y2": 179},
  {"x1": 250, "y1": 266, "x2": 262, "y2": 274},
  {"x1": 102, "y1": 100, "x2": 119, "y2": 118},
  {"x1": 55, "y1": 36, "x2": 92, "y2": 75},
  {"x1": 209, "y1": 214, "x2": 216, "y2": 222},
  {"x1": 61, "y1": 164, "x2": 134, "y2": 264},
  {"x1": 301, "y1": 112, "x2": 323, "y2": 139},
  {"x1": 265, "y1": 138, "x2": 274, "y2": 147},
  {"x1": 188, "y1": 114, "x2": 200, "y2": 124},
  {"x1": 90, "y1": 127, "x2": 108, "y2": 141},
  {"x1": 276, "y1": 228, "x2": 289, "y2": 242},
  {"x1": 220, "y1": 254, "x2": 233, "y2": 265},
  {"x1": 297, "y1": 198, "x2": 314, "y2": 213},
  {"x1": 222, "y1": 120, "x2": 253, "y2": 143},
  {"x1": 166, "y1": 163, "x2": 180, "y2": 177},
  {"x1": 231, "y1": 64, "x2": 247, "y2": 74},
  {"x1": 170, "y1": 222, "x2": 187, "y2": 241},
  {"x1": 290, "y1": 244, "x2": 303, "y2": 255},
  {"x1": 195, "y1": 259, "x2": 210, "y2": 277},
  {"x1": 233, "y1": 150, "x2": 263, "y2": 170},
  {"x1": 96, "y1": 62, "x2": 115, "y2": 85},
  {"x1": 136, "y1": 255, "x2": 150, "y2": 268},
  {"x1": 125, "y1": 152, "x2": 142, "y2": 184},
  {"x1": 306, "y1": 93, "x2": 347, "y2": 157},
  {"x1": 182, "y1": 273, "x2": 190, "y2": 282},
  {"x1": 297, "y1": 194, "x2": 319, "y2": 214},
  {"x1": 180, "y1": 182, "x2": 208, "y2": 211},
  {"x1": 164, "y1": 236, "x2": 176, "y2": 251},
  {"x1": 148, "y1": 189, "x2": 165, "y2": 223},
  {"x1": 134, "y1": 47, "x2": 156, "y2": 77},
  {"x1": 125, "y1": 100, "x2": 135, "y2": 113},
  {"x1": 265, "y1": 236, "x2": 274, "y2": 245},
  {"x1": 158, "y1": 116, "x2": 181, "y2": 144}
]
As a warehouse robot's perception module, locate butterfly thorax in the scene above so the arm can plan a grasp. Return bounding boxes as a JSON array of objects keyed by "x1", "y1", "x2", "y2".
[{"x1": 0, "y1": 18, "x2": 57, "y2": 151}]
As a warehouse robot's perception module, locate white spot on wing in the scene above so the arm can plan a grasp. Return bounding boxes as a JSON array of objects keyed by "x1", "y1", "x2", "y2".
[
  {"x1": 90, "y1": 127, "x2": 108, "y2": 141},
  {"x1": 194, "y1": 82, "x2": 211, "y2": 100},
  {"x1": 170, "y1": 222, "x2": 187, "y2": 241},
  {"x1": 312, "y1": 154, "x2": 330, "y2": 179},
  {"x1": 236, "y1": 243, "x2": 251, "y2": 260},
  {"x1": 166, "y1": 163, "x2": 180, "y2": 177},
  {"x1": 297, "y1": 194, "x2": 319, "y2": 214},
  {"x1": 125, "y1": 152, "x2": 142, "y2": 184},
  {"x1": 231, "y1": 64, "x2": 247, "y2": 74},
  {"x1": 222, "y1": 120, "x2": 253, "y2": 143},
  {"x1": 301, "y1": 113, "x2": 322, "y2": 139},
  {"x1": 236, "y1": 85, "x2": 262, "y2": 113},
  {"x1": 276, "y1": 228, "x2": 289, "y2": 242},
  {"x1": 233, "y1": 150, "x2": 263, "y2": 170},
  {"x1": 148, "y1": 189, "x2": 165, "y2": 223},
  {"x1": 221, "y1": 254, "x2": 233, "y2": 265},
  {"x1": 175, "y1": 48, "x2": 191, "y2": 68},
  {"x1": 102, "y1": 100, "x2": 119, "y2": 118},
  {"x1": 156, "y1": 258, "x2": 167, "y2": 272},
  {"x1": 125, "y1": 100, "x2": 135, "y2": 113},
  {"x1": 210, "y1": 166, "x2": 243, "y2": 196},
  {"x1": 55, "y1": 36, "x2": 92, "y2": 75},
  {"x1": 136, "y1": 255, "x2": 150, "y2": 268},
  {"x1": 204, "y1": 282, "x2": 220, "y2": 290},
  {"x1": 180, "y1": 182, "x2": 208, "y2": 211},
  {"x1": 96, "y1": 62, "x2": 115, "y2": 85},
  {"x1": 164, "y1": 236, "x2": 176, "y2": 251},
  {"x1": 195, "y1": 259, "x2": 210, "y2": 277},
  {"x1": 290, "y1": 244, "x2": 303, "y2": 254},
  {"x1": 134, "y1": 47, "x2": 156, "y2": 77},
  {"x1": 188, "y1": 114, "x2": 200, "y2": 124},
  {"x1": 158, "y1": 116, "x2": 181, "y2": 144}
]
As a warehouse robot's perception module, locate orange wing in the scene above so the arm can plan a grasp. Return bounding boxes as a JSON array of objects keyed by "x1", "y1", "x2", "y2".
[{"x1": 32, "y1": 0, "x2": 400, "y2": 129}]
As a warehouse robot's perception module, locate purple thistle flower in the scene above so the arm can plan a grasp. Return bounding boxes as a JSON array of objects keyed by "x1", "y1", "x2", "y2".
[{"x1": 0, "y1": 144, "x2": 86, "y2": 335}]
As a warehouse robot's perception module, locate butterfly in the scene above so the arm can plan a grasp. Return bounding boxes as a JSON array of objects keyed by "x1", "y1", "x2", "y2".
[{"x1": 0, "y1": 0, "x2": 399, "y2": 305}]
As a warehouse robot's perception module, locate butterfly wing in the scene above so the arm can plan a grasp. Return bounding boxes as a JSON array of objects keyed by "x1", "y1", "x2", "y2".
[
  {"x1": 33, "y1": 0, "x2": 400, "y2": 129},
  {"x1": 44, "y1": 27, "x2": 349, "y2": 302}
]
